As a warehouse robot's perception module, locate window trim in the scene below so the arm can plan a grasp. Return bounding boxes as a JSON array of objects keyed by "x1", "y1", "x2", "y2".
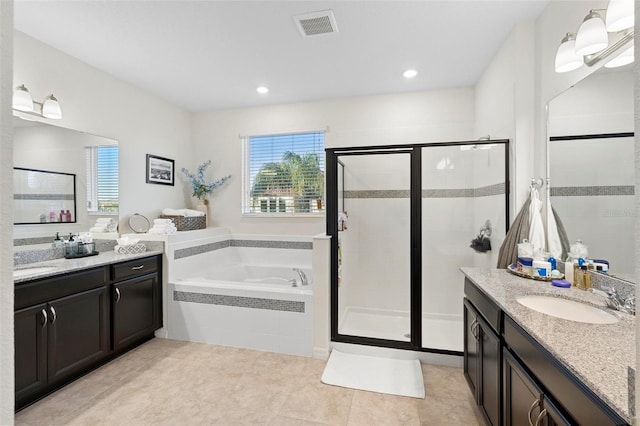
[{"x1": 241, "y1": 130, "x2": 326, "y2": 217}]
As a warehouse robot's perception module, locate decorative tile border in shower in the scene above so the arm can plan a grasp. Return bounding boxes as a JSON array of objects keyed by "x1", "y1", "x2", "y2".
[
  {"x1": 173, "y1": 238, "x2": 313, "y2": 260},
  {"x1": 173, "y1": 290, "x2": 305, "y2": 313},
  {"x1": 14, "y1": 193, "x2": 75, "y2": 200},
  {"x1": 344, "y1": 182, "x2": 506, "y2": 199},
  {"x1": 550, "y1": 185, "x2": 634, "y2": 197}
]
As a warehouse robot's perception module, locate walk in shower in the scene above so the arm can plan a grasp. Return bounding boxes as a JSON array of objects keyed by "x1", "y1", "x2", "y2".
[{"x1": 326, "y1": 140, "x2": 509, "y2": 354}]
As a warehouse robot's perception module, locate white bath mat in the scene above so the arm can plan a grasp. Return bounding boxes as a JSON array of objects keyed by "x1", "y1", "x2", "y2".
[{"x1": 321, "y1": 350, "x2": 425, "y2": 398}]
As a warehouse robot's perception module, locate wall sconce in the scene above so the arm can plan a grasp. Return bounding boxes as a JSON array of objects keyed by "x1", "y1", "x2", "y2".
[
  {"x1": 554, "y1": 0, "x2": 634, "y2": 73},
  {"x1": 12, "y1": 84, "x2": 63, "y2": 119}
]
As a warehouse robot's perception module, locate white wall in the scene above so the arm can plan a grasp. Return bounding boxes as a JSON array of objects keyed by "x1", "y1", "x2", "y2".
[
  {"x1": 13, "y1": 31, "x2": 193, "y2": 234},
  {"x1": 0, "y1": 1, "x2": 14, "y2": 422},
  {"x1": 192, "y1": 88, "x2": 475, "y2": 236}
]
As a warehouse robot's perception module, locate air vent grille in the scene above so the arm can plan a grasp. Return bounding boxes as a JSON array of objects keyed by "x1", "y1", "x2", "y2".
[{"x1": 294, "y1": 10, "x2": 338, "y2": 37}]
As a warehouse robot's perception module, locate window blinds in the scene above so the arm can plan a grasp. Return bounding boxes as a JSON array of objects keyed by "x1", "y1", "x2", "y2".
[
  {"x1": 244, "y1": 132, "x2": 325, "y2": 214},
  {"x1": 86, "y1": 145, "x2": 119, "y2": 213}
]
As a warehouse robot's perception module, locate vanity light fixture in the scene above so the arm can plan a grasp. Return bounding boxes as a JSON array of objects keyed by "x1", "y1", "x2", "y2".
[
  {"x1": 403, "y1": 69, "x2": 418, "y2": 79},
  {"x1": 605, "y1": 0, "x2": 634, "y2": 32},
  {"x1": 256, "y1": 86, "x2": 269, "y2": 94},
  {"x1": 12, "y1": 84, "x2": 63, "y2": 120},
  {"x1": 554, "y1": 33, "x2": 584, "y2": 73},
  {"x1": 604, "y1": 45, "x2": 634, "y2": 68},
  {"x1": 574, "y1": 10, "x2": 608, "y2": 56}
]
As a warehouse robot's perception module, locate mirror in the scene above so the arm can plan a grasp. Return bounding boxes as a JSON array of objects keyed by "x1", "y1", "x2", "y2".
[
  {"x1": 13, "y1": 115, "x2": 119, "y2": 245},
  {"x1": 547, "y1": 66, "x2": 634, "y2": 282},
  {"x1": 14, "y1": 167, "x2": 76, "y2": 224}
]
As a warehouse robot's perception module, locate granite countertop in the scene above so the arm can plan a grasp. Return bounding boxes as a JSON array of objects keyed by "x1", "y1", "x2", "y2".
[
  {"x1": 461, "y1": 267, "x2": 635, "y2": 424},
  {"x1": 14, "y1": 250, "x2": 164, "y2": 284}
]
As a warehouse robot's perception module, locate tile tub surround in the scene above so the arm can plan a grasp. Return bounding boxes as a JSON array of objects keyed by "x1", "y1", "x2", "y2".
[
  {"x1": 461, "y1": 267, "x2": 635, "y2": 423},
  {"x1": 13, "y1": 249, "x2": 164, "y2": 284}
]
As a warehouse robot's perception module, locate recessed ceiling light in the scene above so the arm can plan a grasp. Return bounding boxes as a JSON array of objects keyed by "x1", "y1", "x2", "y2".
[
  {"x1": 403, "y1": 69, "x2": 418, "y2": 79},
  {"x1": 256, "y1": 86, "x2": 269, "y2": 94}
]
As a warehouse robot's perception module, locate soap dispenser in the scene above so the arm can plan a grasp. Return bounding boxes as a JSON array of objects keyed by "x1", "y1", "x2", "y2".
[{"x1": 53, "y1": 232, "x2": 63, "y2": 248}]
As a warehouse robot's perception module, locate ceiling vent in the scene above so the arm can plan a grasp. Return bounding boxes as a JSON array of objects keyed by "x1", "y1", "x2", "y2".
[{"x1": 294, "y1": 10, "x2": 338, "y2": 37}]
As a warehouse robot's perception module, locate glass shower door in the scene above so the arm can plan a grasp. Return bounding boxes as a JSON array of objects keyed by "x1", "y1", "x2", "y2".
[{"x1": 336, "y1": 151, "x2": 412, "y2": 342}]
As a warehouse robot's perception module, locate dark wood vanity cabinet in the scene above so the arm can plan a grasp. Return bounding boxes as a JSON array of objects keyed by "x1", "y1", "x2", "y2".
[
  {"x1": 15, "y1": 255, "x2": 162, "y2": 410},
  {"x1": 464, "y1": 282, "x2": 501, "y2": 426},
  {"x1": 111, "y1": 256, "x2": 161, "y2": 351},
  {"x1": 464, "y1": 277, "x2": 628, "y2": 426}
]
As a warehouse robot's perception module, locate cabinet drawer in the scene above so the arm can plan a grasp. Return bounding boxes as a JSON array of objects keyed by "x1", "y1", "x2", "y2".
[
  {"x1": 111, "y1": 256, "x2": 158, "y2": 281},
  {"x1": 464, "y1": 278, "x2": 501, "y2": 335},
  {"x1": 15, "y1": 267, "x2": 107, "y2": 310}
]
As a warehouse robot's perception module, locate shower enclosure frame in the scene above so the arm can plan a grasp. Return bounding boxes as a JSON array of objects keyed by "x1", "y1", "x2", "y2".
[{"x1": 326, "y1": 139, "x2": 510, "y2": 355}]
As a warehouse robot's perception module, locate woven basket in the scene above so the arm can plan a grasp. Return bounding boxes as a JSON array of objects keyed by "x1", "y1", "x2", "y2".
[{"x1": 160, "y1": 215, "x2": 206, "y2": 231}]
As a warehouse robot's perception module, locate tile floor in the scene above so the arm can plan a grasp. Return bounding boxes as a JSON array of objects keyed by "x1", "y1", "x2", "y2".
[{"x1": 15, "y1": 339, "x2": 484, "y2": 426}]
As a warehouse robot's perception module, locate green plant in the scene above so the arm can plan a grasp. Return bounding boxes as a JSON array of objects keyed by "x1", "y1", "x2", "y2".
[{"x1": 181, "y1": 160, "x2": 231, "y2": 200}]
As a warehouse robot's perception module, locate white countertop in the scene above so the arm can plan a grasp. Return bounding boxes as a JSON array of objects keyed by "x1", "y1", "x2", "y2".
[
  {"x1": 14, "y1": 250, "x2": 164, "y2": 284},
  {"x1": 461, "y1": 267, "x2": 635, "y2": 423}
]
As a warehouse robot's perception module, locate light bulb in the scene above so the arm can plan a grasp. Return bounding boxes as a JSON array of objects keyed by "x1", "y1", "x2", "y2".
[
  {"x1": 41, "y1": 94, "x2": 62, "y2": 119},
  {"x1": 575, "y1": 11, "x2": 608, "y2": 56},
  {"x1": 555, "y1": 34, "x2": 583, "y2": 73},
  {"x1": 12, "y1": 85, "x2": 34, "y2": 112}
]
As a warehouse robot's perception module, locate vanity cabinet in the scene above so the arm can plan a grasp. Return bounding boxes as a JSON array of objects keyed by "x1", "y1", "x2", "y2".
[
  {"x1": 15, "y1": 268, "x2": 109, "y2": 409},
  {"x1": 464, "y1": 281, "x2": 501, "y2": 426},
  {"x1": 111, "y1": 256, "x2": 161, "y2": 351},
  {"x1": 15, "y1": 254, "x2": 162, "y2": 411}
]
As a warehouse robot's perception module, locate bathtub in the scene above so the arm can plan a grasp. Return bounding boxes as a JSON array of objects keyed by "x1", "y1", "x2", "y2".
[{"x1": 169, "y1": 264, "x2": 313, "y2": 356}]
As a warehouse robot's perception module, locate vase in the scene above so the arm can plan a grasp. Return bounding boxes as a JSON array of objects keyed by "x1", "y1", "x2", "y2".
[{"x1": 194, "y1": 199, "x2": 209, "y2": 227}]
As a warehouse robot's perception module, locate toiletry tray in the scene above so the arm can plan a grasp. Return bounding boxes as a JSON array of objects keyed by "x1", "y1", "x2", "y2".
[
  {"x1": 64, "y1": 251, "x2": 100, "y2": 260},
  {"x1": 507, "y1": 264, "x2": 563, "y2": 282}
]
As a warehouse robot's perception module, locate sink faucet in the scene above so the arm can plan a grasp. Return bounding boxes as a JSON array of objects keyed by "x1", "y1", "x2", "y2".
[
  {"x1": 293, "y1": 268, "x2": 308, "y2": 286},
  {"x1": 593, "y1": 287, "x2": 635, "y2": 315}
]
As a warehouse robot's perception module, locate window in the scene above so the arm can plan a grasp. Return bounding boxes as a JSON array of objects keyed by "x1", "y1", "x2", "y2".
[
  {"x1": 85, "y1": 145, "x2": 119, "y2": 214},
  {"x1": 243, "y1": 132, "x2": 325, "y2": 215}
]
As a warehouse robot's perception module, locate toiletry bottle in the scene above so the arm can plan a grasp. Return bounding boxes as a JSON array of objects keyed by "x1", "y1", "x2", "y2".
[
  {"x1": 53, "y1": 232, "x2": 62, "y2": 248},
  {"x1": 65, "y1": 210, "x2": 72, "y2": 222},
  {"x1": 49, "y1": 211, "x2": 56, "y2": 222},
  {"x1": 583, "y1": 267, "x2": 591, "y2": 290},
  {"x1": 573, "y1": 263, "x2": 582, "y2": 288},
  {"x1": 564, "y1": 261, "x2": 574, "y2": 284},
  {"x1": 59, "y1": 210, "x2": 65, "y2": 222}
]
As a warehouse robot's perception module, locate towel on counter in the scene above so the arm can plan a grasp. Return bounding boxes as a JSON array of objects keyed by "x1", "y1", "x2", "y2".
[
  {"x1": 90, "y1": 226, "x2": 107, "y2": 233},
  {"x1": 95, "y1": 218, "x2": 113, "y2": 223},
  {"x1": 184, "y1": 209, "x2": 205, "y2": 217},
  {"x1": 153, "y1": 218, "x2": 173, "y2": 225}
]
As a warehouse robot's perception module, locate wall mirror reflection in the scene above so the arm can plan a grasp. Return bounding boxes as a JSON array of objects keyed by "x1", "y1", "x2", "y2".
[
  {"x1": 13, "y1": 115, "x2": 119, "y2": 244},
  {"x1": 14, "y1": 167, "x2": 76, "y2": 225},
  {"x1": 547, "y1": 66, "x2": 634, "y2": 282}
]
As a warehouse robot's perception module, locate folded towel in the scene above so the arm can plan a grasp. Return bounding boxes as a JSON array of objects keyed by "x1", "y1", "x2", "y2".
[
  {"x1": 89, "y1": 226, "x2": 107, "y2": 233},
  {"x1": 184, "y1": 209, "x2": 205, "y2": 217},
  {"x1": 154, "y1": 218, "x2": 173, "y2": 225},
  {"x1": 95, "y1": 218, "x2": 114, "y2": 223},
  {"x1": 149, "y1": 228, "x2": 176, "y2": 235},
  {"x1": 162, "y1": 208, "x2": 186, "y2": 217}
]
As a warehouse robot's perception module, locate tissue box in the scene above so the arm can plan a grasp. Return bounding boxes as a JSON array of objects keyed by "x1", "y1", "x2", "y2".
[
  {"x1": 114, "y1": 244, "x2": 147, "y2": 255},
  {"x1": 160, "y1": 215, "x2": 205, "y2": 231}
]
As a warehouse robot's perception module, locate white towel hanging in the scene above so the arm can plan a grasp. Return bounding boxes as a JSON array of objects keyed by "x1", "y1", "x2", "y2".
[{"x1": 528, "y1": 187, "x2": 546, "y2": 254}]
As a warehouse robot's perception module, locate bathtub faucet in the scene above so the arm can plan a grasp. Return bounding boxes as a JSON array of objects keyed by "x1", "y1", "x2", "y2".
[{"x1": 293, "y1": 268, "x2": 308, "y2": 286}]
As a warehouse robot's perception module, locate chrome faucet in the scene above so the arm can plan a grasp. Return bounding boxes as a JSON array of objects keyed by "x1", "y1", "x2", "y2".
[
  {"x1": 293, "y1": 268, "x2": 308, "y2": 286},
  {"x1": 593, "y1": 287, "x2": 635, "y2": 315}
]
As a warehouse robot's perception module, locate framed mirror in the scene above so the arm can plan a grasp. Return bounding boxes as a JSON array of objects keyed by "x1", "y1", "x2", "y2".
[
  {"x1": 13, "y1": 115, "x2": 119, "y2": 244},
  {"x1": 13, "y1": 168, "x2": 76, "y2": 225},
  {"x1": 547, "y1": 66, "x2": 634, "y2": 282}
]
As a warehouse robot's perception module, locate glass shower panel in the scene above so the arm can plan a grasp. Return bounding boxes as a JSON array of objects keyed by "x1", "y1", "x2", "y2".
[
  {"x1": 337, "y1": 152, "x2": 412, "y2": 342},
  {"x1": 421, "y1": 144, "x2": 506, "y2": 352}
]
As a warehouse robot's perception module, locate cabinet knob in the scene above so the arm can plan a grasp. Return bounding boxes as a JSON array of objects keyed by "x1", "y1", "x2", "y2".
[
  {"x1": 527, "y1": 398, "x2": 540, "y2": 426},
  {"x1": 49, "y1": 306, "x2": 57, "y2": 325},
  {"x1": 115, "y1": 288, "x2": 121, "y2": 303},
  {"x1": 41, "y1": 308, "x2": 48, "y2": 327}
]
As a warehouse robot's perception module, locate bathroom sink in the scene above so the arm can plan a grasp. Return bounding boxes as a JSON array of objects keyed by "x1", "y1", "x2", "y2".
[
  {"x1": 13, "y1": 266, "x2": 59, "y2": 278},
  {"x1": 516, "y1": 295, "x2": 619, "y2": 324}
]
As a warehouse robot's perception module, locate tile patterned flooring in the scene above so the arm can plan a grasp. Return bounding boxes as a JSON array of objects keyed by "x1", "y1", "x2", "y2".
[{"x1": 15, "y1": 339, "x2": 484, "y2": 425}]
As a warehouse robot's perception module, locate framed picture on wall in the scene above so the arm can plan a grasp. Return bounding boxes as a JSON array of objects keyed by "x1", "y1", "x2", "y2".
[{"x1": 146, "y1": 154, "x2": 175, "y2": 186}]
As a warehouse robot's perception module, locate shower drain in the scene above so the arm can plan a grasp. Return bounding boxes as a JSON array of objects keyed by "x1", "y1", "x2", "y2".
[{"x1": 404, "y1": 333, "x2": 411, "y2": 338}]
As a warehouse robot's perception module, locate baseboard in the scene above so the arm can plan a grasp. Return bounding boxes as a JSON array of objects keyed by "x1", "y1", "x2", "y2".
[
  {"x1": 154, "y1": 328, "x2": 168, "y2": 339},
  {"x1": 313, "y1": 347, "x2": 330, "y2": 360}
]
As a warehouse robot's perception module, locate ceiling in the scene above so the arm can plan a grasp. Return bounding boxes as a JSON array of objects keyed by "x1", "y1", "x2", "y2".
[{"x1": 14, "y1": 1, "x2": 550, "y2": 112}]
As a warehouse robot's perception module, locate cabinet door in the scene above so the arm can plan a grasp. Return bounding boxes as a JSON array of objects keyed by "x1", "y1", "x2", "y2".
[
  {"x1": 463, "y1": 299, "x2": 479, "y2": 401},
  {"x1": 15, "y1": 303, "x2": 48, "y2": 406},
  {"x1": 478, "y1": 316, "x2": 501, "y2": 426},
  {"x1": 503, "y1": 348, "x2": 544, "y2": 426},
  {"x1": 112, "y1": 274, "x2": 158, "y2": 351},
  {"x1": 47, "y1": 286, "x2": 110, "y2": 385}
]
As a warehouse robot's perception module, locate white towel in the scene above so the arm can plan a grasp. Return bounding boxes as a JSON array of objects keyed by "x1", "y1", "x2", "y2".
[
  {"x1": 184, "y1": 209, "x2": 205, "y2": 217},
  {"x1": 89, "y1": 226, "x2": 107, "y2": 233},
  {"x1": 528, "y1": 188, "x2": 546, "y2": 255},
  {"x1": 149, "y1": 227, "x2": 176, "y2": 235},
  {"x1": 152, "y1": 224, "x2": 176, "y2": 231},
  {"x1": 95, "y1": 218, "x2": 114, "y2": 223},
  {"x1": 154, "y1": 218, "x2": 173, "y2": 225},
  {"x1": 162, "y1": 208, "x2": 186, "y2": 217}
]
